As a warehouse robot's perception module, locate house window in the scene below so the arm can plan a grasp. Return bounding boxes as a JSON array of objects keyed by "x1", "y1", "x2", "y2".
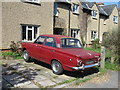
[
  {"x1": 21, "y1": 25, "x2": 39, "y2": 42},
  {"x1": 54, "y1": 2, "x2": 58, "y2": 16},
  {"x1": 103, "y1": 19, "x2": 107, "y2": 25},
  {"x1": 71, "y1": 29, "x2": 80, "y2": 38},
  {"x1": 113, "y1": 16, "x2": 118, "y2": 23},
  {"x1": 91, "y1": 31, "x2": 97, "y2": 40},
  {"x1": 22, "y1": 0, "x2": 40, "y2": 4},
  {"x1": 91, "y1": 10, "x2": 97, "y2": 19},
  {"x1": 72, "y1": 4, "x2": 79, "y2": 14}
]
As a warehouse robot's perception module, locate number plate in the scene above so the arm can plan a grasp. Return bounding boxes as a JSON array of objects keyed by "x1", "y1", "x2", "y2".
[{"x1": 85, "y1": 61, "x2": 94, "y2": 64}]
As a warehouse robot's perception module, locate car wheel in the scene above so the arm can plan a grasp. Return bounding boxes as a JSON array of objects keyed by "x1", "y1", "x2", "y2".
[
  {"x1": 51, "y1": 60, "x2": 63, "y2": 75},
  {"x1": 23, "y1": 50, "x2": 31, "y2": 62}
]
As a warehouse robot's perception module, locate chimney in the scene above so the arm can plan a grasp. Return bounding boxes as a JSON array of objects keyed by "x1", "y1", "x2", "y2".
[{"x1": 96, "y1": 2, "x2": 104, "y2": 6}]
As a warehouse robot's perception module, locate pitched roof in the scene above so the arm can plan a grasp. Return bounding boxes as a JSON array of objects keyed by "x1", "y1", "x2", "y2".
[
  {"x1": 101, "y1": 4, "x2": 117, "y2": 16},
  {"x1": 97, "y1": 5, "x2": 108, "y2": 16},
  {"x1": 81, "y1": 2, "x2": 94, "y2": 9},
  {"x1": 81, "y1": 2, "x2": 90, "y2": 10},
  {"x1": 81, "y1": 2, "x2": 117, "y2": 16}
]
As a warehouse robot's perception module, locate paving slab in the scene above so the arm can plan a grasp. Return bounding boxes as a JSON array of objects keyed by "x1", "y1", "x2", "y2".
[
  {"x1": 40, "y1": 70, "x2": 58, "y2": 79},
  {"x1": 60, "y1": 75, "x2": 76, "y2": 80},
  {"x1": 3, "y1": 73, "x2": 32, "y2": 87},
  {"x1": 51, "y1": 76, "x2": 66, "y2": 84},
  {"x1": 2, "y1": 78, "x2": 13, "y2": 88},
  {"x1": 38, "y1": 79, "x2": 56, "y2": 87},
  {"x1": 33, "y1": 75, "x2": 48, "y2": 82},
  {"x1": 19, "y1": 82, "x2": 39, "y2": 88}
]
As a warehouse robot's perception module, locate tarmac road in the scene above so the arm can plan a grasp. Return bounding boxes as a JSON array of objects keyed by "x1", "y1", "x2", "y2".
[{"x1": 79, "y1": 70, "x2": 119, "y2": 88}]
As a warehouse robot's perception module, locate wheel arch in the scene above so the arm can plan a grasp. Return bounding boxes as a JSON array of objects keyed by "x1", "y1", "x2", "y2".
[
  {"x1": 51, "y1": 59, "x2": 62, "y2": 65},
  {"x1": 22, "y1": 48, "x2": 26, "y2": 51}
]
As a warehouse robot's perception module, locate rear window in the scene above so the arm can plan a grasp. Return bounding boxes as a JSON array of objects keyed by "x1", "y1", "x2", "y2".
[{"x1": 61, "y1": 38, "x2": 82, "y2": 48}]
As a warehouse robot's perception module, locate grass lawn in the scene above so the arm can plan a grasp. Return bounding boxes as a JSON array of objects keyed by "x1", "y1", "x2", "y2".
[
  {"x1": 84, "y1": 48, "x2": 100, "y2": 53},
  {"x1": 1, "y1": 51, "x2": 23, "y2": 60},
  {"x1": 84, "y1": 47, "x2": 120, "y2": 71}
]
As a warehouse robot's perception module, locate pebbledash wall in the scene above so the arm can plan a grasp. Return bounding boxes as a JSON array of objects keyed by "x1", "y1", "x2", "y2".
[
  {"x1": 0, "y1": 2, "x2": 2, "y2": 50},
  {"x1": 1, "y1": 1, "x2": 54, "y2": 49}
]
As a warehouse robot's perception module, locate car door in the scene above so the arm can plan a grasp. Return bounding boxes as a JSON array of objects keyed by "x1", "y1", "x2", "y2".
[
  {"x1": 39, "y1": 37, "x2": 57, "y2": 64},
  {"x1": 32, "y1": 36, "x2": 46, "y2": 60}
]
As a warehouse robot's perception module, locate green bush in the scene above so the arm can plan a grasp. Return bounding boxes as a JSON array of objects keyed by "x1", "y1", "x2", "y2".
[
  {"x1": 102, "y1": 28, "x2": 120, "y2": 64},
  {"x1": 91, "y1": 38, "x2": 100, "y2": 49},
  {"x1": 105, "y1": 61, "x2": 120, "y2": 71},
  {"x1": 1, "y1": 51, "x2": 23, "y2": 59}
]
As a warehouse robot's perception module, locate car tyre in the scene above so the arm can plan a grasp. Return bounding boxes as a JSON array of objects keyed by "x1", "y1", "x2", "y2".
[
  {"x1": 51, "y1": 60, "x2": 63, "y2": 75},
  {"x1": 23, "y1": 50, "x2": 31, "y2": 62}
]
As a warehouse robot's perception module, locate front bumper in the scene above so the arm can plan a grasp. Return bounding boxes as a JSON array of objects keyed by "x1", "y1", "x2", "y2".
[{"x1": 72, "y1": 62, "x2": 100, "y2": 70}]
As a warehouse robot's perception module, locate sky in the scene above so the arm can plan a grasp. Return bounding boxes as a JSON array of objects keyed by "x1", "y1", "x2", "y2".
[{"x1": 87, "y1": 0, "x2": 119, "y2": 5}]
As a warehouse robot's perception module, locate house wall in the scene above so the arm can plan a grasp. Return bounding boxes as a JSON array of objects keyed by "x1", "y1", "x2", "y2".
[
  {"x1": 86, "y1": 4, "x2": 118, "y2": 45},
  {"x1": 0, "y1": 2, "x2": 2, "y2": 49},
  {"x1": 70, "y1": 3, "x2": 79, "y2": 29},
  {"x1": 99, "y1": 16, "x2": 108, "y2": 42},
  {"x1": 55, "y1": 2, "x2": 80, "y2": 38},
  {"x1": 107, "y1": 7, "x2": 118, "y2": 32},
  {"x1": 99, "y1": 7, "x2": 118, "y2": 43},
  {"x1": 86, "y1": 4, "x2": 99, "y2": 44},
  {"x1": 56, "y1": 2, "x2": 70, "y2": 35},
  {"x1": 2, "y1": 2, "x2": 53, "y2": 49}
]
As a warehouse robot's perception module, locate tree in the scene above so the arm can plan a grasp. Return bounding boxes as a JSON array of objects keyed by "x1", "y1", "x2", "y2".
[{"x1": 102, "y1": 27, "x2": 120, "y2": 64}]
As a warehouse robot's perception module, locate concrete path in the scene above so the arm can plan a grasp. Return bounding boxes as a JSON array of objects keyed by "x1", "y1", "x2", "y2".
[{"x1": 1, "y1": 59, "x2": 100, "y2": 89}]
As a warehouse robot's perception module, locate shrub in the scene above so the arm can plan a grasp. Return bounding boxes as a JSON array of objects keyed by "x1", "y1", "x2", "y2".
[
  {"x1": 102, "y1": 28, "x2": 120, "y2": 64},
  {"x1": 91, "y1": 38, "x2": 100, "y2": 49},
  {"x1": 10, "y1": 41, "x2": 22, "y2": 55}
]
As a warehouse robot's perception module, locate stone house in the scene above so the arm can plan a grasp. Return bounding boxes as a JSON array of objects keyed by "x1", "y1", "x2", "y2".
[
  {"x1": 0, "y1": 1, "x2": 54, "y2": 50},
  {"x1": 0, "y1": 0, "x2": 119, "y2": 50},
  {"x1": 0, "y1": 0, "x2": 80, "y2": 50},
  {"x1": 81, "y1": 2, "x2": 119, "y2": 46},
  {"x1": 53, "y1": 0, "x2": 80, "y2": 39}
]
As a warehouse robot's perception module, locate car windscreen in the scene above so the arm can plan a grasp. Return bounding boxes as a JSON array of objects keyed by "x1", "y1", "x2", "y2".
[{"x1": 61, "y1": 38, "x2": 82, "y2": 48}]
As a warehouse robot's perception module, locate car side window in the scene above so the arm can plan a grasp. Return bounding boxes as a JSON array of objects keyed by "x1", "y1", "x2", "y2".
[
  {"x1": 34, "y1": 36, "x2": 46, "y2": 45},
  {"x1": 45, "y1": 37, "x2": 56, "y2": 47}
]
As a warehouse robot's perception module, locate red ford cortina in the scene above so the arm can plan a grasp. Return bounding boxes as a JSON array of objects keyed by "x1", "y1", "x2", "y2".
[{"x1": 22, "y1": 34, "x2": 100, "y2": 75}]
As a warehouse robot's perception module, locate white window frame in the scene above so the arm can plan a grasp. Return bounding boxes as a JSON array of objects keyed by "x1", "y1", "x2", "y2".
[
  {"x1": 21, "y1": 25, "x2": 39, "y2": 42},
  {"x1": 91, "y1": 10, "x2": 97, "y2": 19},
  {"x1": 22, "y1": 0, "x2": 40, "y2": 4},
  {"x1": 66, "y1": 0, "x2": 71, "y2": 3},
  {"x1": 113, "y1": 16, "x2": 118, "y2": 23},
  {"x1": 72, "y1": 4, "x2": 79, "y2": 14},
  {"x1": 71, "y1": 29, "x2": 80, "y2": 38},
  {"x1": 91, "y1": 31, "x2": 97, "y2": 40}
]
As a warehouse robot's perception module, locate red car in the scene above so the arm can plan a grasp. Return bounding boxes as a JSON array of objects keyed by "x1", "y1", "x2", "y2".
[{"x1": 22, "y1": 35, "x2": 100, "y2": 75}]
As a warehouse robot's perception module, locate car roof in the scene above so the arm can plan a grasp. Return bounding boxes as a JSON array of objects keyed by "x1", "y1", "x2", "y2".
[{"x1": 40, "y1": 34, "x2": 70, "y2": 39}]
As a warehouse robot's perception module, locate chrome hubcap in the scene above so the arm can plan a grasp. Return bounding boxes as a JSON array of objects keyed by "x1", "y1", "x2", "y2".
[
  {"x1": 52, "y1": 62, "x2": 60, "y2": 72},
  {"x1": 23, "y1": 52, "x2": 28, "y2": 60}
]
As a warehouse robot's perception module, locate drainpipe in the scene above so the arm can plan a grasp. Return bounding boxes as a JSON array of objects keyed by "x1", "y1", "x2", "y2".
[
  {"x1": 68, "y1": 4, "x2": 71, "y2": 36},
  {"x1": 98, "y1": 14, "x2": 100, "y2": 41}
]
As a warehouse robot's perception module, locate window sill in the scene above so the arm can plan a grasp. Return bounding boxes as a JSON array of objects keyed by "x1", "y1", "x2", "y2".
[
  {"x1": 22, "y1": 40, "x2": 34, "y2": 42},
  {"x1": 92, "y1": 17, "x2": 97, "y2": 20},
  {"x1": 113, "y1": 22, "x2": 118, "y2": 24},
  {"x1": 21, "y1": 0, "x2": 41, "y2": 6},
  {"x1": 72, "y1": 12, "x2": 79, "y2": 15}
]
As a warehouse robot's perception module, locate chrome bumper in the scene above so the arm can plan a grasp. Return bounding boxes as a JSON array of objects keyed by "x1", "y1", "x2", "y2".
[{"x1": 72, "y1": 62, "x2": 100, "y2": 70}]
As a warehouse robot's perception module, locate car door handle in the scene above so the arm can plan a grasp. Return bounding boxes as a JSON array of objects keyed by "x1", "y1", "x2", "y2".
[{"x1": 51, "y1": 50, "x2": 55, "y2": 52}]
